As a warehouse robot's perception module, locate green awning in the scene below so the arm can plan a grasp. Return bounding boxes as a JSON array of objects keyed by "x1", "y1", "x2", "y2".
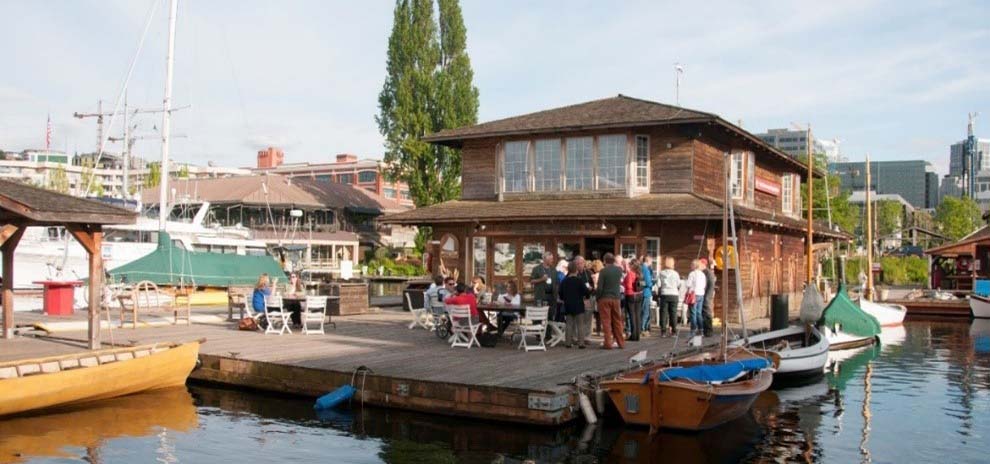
[{"x1": 108, "y1": 232, "x2": 286, "y2": 287}]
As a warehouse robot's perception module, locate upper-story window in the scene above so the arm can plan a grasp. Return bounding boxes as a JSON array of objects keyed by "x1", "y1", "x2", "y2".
[
  {"x1": 597, "y1": 135, "x2": 626, "y2": 190},
  {"x1": 781, "y1": 174, "x2": 793, "y2": 214},
  {"x1": 534, "y1": 139, "x2": 561, "y2": 191},
  {"x1": 565, "y1": 137, "x2": 593, "y2": 190},
  {"x1": 383, "y1": 187, "x2": 397, "y2": 199},
  {"x1": 358, "y1": 171, "x2": 377, "y2": 183},
  {"x1": 730, "y1": 152, "x2": 745, "y2": 199},
  {"x1": 339, "y1": 173, "x2": 354, "y2": 184},
  {"x1": 504, "y1": 141, "x2": 530, "y2": 193},
  {"x1": 399, "y1": 190, "x2": 411, "y2": 200},
  {"x1": 635, "y1": 135, "x2": 649, "y2": 189}
]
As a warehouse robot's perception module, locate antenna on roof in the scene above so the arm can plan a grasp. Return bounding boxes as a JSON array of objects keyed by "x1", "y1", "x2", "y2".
[{"x1": 674, "y1": 63, "x2": 685, "y2": 106}]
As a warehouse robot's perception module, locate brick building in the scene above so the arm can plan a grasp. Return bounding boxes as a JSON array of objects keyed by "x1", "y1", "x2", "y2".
[{"x1": 254, "y1": 153, "x2": 413, "y2": 207}]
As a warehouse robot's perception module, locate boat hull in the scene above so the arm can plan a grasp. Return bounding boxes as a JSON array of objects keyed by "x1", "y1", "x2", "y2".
[
  {"x1": 0, "y1": 341, "x2": 200, "y2": 417},
  {"x1": 731, "y1": 325, "x2": 829, "y2": 380},
  {"x1": 970, "y1": 294, "x2": 990, "y2": 318},
  {"x1": 859, "y1": 299, "x2": 907, "y2": 327},
  {"x1": 823, "y1": 326, "x2": 877, "y2": 351}
]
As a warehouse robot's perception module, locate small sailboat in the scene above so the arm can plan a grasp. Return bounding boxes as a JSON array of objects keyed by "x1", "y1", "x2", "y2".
[
  {"x1": 821, "y1": 284, "x2": 881, "y2": 350},
  {"x1": 0, "y1": 340, "x2": 201, "y2": 417},
  {"x1": 857, "y1": 154, "x2": 907, "y2": 327},
  {"x1": 731, "y1": 324, "x2": 829, "y2": 381},
  {"x1": 969, "y1": 279, "x2": 990, "y2": 318},
  {"x1": 858, "y1": 298, "x2": 907, "y2": 326},
  {"x1": 601, "y1": 152, "x2": 775, "y2": 433}
]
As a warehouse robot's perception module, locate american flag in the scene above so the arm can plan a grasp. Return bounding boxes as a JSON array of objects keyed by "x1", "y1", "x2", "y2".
[{"x1": 45, "y1": 114, "x2": 52, "y2": 150}]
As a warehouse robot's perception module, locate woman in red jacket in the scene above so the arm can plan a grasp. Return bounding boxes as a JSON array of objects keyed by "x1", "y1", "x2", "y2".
[{"x1": 623, "y1": 259, "x2": 643, "y2": 342}]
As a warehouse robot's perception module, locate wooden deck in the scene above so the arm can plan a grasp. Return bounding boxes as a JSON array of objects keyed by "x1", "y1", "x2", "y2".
[
  {"x1": 2, "y1": 309, "x2": 764, "y2": 425},
  {"x1": 887, "y1": 298, "x2": 971, "y2": 318}
]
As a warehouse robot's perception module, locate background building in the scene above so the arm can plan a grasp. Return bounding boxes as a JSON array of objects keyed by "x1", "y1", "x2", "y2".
[
  {"x1": 254, "y1": 152, "x2": 414, "y2": 207},
  {"x1": 949, "y1": 138, "x2": 990, "y2": 176},
  {"x1": 830, "y1": 160, "x2": 938, "y2": 209},
  {"x1": 256, "y1": 146, "x2": 284, "y2": 169},
  {"x1": 756, "y1": 128, "x2": 844, "y2": 162}
]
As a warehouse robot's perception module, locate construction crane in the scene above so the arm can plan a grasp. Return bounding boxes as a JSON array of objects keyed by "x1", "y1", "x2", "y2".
[{"x1": 964, "y1": 112, "x2": 980, "y2": 198}]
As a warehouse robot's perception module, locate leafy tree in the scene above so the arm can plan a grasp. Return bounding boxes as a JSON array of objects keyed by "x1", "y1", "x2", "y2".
[
  {"x1": 377, "y1": 0, "x2": 479, "y2": 210},
  {"x1": 79, "y1": 158, "x2": 104, "y2": 196},
  {"x1": 934, "y1": 195, "x2": 982, "y2": 240},
  {"x1": 46, "y1": 164, "x2": 70, "y2": 194},
  {"x1": 178, "y1": 164, "x2": 189, "y2": 179},
  {"x1": 798, "y1": 153, "x2": 860, "y2": 234},
  {"x1": 875, "y1": 199, "x2": 903, "y2": 238},
  {"x1": 144, "y1": 162, "x2": 161, "y2": 189}
]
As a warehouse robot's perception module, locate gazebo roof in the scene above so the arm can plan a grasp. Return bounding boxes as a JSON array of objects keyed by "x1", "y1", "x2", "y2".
[{"x1": 0, "y1": 179, "x2": 136, "y2": 226}]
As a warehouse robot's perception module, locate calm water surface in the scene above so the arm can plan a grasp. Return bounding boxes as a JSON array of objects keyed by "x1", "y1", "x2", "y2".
[{"x1": 3, "y1": 319, "x2": 990, "y2": 463}]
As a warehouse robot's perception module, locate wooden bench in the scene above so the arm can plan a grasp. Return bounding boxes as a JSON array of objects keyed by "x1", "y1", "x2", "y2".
[
  {"x1": 227, "y1": 285, "x2": 255, "y2": 320},
  {"x1": 118, "y1": 281, "x2": 191, "y2": 329}
]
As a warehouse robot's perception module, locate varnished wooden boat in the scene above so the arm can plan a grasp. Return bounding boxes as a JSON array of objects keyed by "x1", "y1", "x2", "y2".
[
  {"x1": 602, "y1": 348, "x2": 777, "y2": 432},
  {"x1": 0, "y1": 340, "x2": 201, "y2": 417}
]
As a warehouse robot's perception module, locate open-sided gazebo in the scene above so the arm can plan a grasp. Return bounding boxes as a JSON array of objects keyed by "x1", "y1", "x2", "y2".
[{"x1": 0, "y1": 179, "x2": 136, "y2": 349}]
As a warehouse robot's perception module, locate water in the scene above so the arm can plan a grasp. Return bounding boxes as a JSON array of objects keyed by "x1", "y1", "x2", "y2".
[{"x1": 4, "y1": 319, "x2": 990, "y2": 463}]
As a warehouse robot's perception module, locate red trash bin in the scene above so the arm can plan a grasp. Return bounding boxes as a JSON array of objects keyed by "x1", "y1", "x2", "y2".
[{"x1": 33, "y1": 280, "x2": 83, "y2": 316}]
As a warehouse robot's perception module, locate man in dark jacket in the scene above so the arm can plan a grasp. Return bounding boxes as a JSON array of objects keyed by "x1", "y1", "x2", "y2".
[
  {"x1": 531, "y1": 253, "x2": 558, "y2": 318},
  {"x1": 701, "y1": 257, "x2": 716, "y2": 337}
]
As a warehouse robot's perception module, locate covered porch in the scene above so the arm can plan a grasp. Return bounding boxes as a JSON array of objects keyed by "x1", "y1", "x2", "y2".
[
  {"x1": 925, "y1": 225, "x2": 990, "y2": 292},
  {"x1": 1, "y1": 179, "x2": 136, "y2": 348}
]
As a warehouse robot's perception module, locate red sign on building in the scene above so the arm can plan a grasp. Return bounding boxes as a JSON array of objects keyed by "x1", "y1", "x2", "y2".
[{"x1": 755, "y1": 177, "x2": 781, "y2": 196}]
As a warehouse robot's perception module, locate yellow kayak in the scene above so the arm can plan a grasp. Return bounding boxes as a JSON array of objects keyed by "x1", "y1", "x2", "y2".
[{"x1": 0, "y1": 340, "x2": 201, "y2": 417}]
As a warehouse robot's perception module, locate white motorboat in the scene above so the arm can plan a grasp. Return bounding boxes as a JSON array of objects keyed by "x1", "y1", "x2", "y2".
[
  {"x1": 858, "y1": 298, "x2": 907, "y2": 327},
  {"x1": 731, "y1": 324, "x2": 830, "y2": 380},
  {"x1": 969, "y1": 294, "x2": 990, "y2": 319}
]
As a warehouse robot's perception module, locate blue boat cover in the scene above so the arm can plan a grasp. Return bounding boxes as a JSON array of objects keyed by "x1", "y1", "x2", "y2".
[
  {"x1": 975, "y1": 279, "x2": 990, "y2": 297},
  {"x1": 657, "y1": 358, "x2": 771, "y2": 383}
]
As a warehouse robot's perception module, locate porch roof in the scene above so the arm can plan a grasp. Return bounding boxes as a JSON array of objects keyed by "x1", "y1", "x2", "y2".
[
  {"x1": 0, "y1": 179, "x2": 136, "y2": 225},
  {"x1": 382, "y1": 193, "x2": 849, "y2": 240},
  {"x1": 925, "y1": 225, "x2": 990, "y2": 257}
]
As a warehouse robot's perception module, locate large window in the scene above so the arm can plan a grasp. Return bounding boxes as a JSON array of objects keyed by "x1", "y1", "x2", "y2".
[
  {"x1": 504, "y1": 141, "x2": 529, "y2": 193},
  {"x1": 636, "y1": 135, "x2": 649, "y2": 189},
  {"x1": 339, "y1": 173, "x2": 355, "y2": 184},
  {"x1": 358, "y1": 171, "x2": 377, "y2": 183},
  {"x1": 730, "y1": 152, "x2": 745, "y2": 199},
  {"x1": 522, "y1": 243, "x2": 545, "y2": 277},
  {"x1": 645, "y1": 237, "x2": 660, "y2": 272},
  {"x1": 493, "y1": 242, "x2": 516, "y2": 276},
  {"x1": 781, "y1": 174, "x2": 793, "y2": 214},
  {"x1": 472, "y1": 237, "x2": 487, "y2": 281},
  {"x1": 534, "y1": 139, "x2": 561, "y2": 191},
  {"x1": 597, "y1": 134, "x2": 626, "y2": 190},
  {"x1": 557, "y1": 242, "x2": 580, "y2": 261},
  {"x1": 565, "y1": 137, "x2": 593, "y2": 190}
]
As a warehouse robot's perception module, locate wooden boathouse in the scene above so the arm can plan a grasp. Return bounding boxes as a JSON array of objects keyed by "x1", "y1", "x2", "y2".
[{"x1": 385, "y1": 95, "x2": 848, "y2": 320}]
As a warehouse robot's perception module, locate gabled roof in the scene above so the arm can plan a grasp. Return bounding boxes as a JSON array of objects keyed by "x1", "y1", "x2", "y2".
[
  {"x1": 0, "y1": 179, "x2": 136, "y2": 225},
  {"x1": 424, "y1": 94, "x2": 815, "y2": 176},
  {"x1": 381, "y1": 193, "x2": 849, "y2": 240},
  {"x1": 925, "y1": 225, "x2": 990, "y2": 256}
]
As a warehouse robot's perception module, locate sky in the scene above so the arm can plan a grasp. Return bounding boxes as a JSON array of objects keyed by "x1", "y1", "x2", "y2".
[{"x1": 1, "y1": 0, "x2": 988, "y2": 174}]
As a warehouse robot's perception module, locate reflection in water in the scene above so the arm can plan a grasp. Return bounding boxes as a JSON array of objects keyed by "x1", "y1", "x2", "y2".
[
  {"x1": 0, "y1": 387, "x2": 197, "y2": 463},
  {"x1": 3, "y1": 320, "x2": 990, "y2": 463}
]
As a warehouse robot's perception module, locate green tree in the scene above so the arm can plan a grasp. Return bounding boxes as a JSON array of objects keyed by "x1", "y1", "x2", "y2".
[
  {"x1": 144, "y1": 162, "x2": 161, "y2": 189},
  {"x1": 376, "y1": 0, "x2": 479, "y2": 210},
  {"x1": 798, "y1": 153, "x2": 860, "y2": 234},
  {"x1": 79, "y1": 158, "x2": 104, "y2": 196},
  {"x1": 934, "y1": 195, "x2": 982, "y2": 240},
  {"x1": 46, "y1": 165, "x2": 70, "y2": 194},
  {"x1": 178, "y1": 164, "x2": 189, "y2": 179},
  {"x1": 875, "y1": 199, "x2": 903, "y2": 238}
]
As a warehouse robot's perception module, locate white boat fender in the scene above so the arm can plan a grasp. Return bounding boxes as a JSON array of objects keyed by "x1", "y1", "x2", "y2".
[
  {"x1": 594, "y1": 388, "x2": 607, "y2": 415},
  {"x1": 579, "y1": 391, "x2": 597, "y2": 424}
]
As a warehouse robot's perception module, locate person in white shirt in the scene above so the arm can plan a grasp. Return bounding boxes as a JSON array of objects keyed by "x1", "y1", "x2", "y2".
[
  {"x1": 496, "y1": 280, "x2": 522, "y2": 335},
  {"x1": 657, "y1": 257, "x2": 682, "y2": 337},
  {"x1": 684, "y1": 259, "x2": 708, "y2": 335}
]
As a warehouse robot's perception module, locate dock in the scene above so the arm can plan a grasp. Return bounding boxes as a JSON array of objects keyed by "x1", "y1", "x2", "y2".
[
  {"x1": 887, "y1": 298, "x2": 971, "y2": 318},
  {"x1": 1, "y1": 308, "x2": 761, "y2": 426}
]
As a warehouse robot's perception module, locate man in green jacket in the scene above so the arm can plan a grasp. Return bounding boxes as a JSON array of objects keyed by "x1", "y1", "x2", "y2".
[
  {"x1": 531, "y1": 253, "x2": 557, "y2": 316},
  {"x1": 596, "y1": 253, "x2": 625, "y2": 349}
]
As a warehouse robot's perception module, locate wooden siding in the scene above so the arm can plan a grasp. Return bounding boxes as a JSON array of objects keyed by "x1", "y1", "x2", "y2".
[
  {"x1": 647, "y1": 128, "x2": 693, "y2": 193},
  {"x1": 461, "y1": 138, "x2": 498, "y2": 200},
  {"x1": 692, "y1": 139, "x2": 726, "y2": 200}
]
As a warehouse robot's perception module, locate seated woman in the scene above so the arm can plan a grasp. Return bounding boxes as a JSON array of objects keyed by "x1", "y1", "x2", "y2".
[
  {"x1": 252, "y1": 273, "x2": 272, "y2": 315},
  {"x1": 496, "y1": 280, "x2": 522, "y2": 336},
  {"x1": 445, "y1": 282, "x2": 495, "y2": 332},
  {"x1": 284, "y1": 272, "x2": 305, "y2": 326}
]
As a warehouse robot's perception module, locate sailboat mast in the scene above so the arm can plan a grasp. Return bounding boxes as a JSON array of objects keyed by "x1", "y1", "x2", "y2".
[
  {"x1": 806, "y1": 124, "x2": 814, "y2": 284},
  {"x1": 157, "y1": 0, "x2": 178, "y2": 231},
  {"x1": 865, "y1": 154, "x2": 874, "y2": 300},
  {"x1": 722, "y1": 152, "x2": 730, "y2": 359}
]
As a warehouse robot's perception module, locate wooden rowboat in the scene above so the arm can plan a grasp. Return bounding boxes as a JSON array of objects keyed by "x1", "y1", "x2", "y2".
[
  {"x1": 602, "y1": 348, "x2": 777, "y2": 432},
  {"x1": 0, "y1": 340, "x2": 201, "y2": 417}
]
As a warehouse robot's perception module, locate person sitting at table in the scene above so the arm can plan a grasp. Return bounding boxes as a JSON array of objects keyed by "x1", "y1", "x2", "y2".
[
  {"x1": 471, "y1": 275, "x2": 487, "y2": 295},
  {"x1": 252, "y1": 273, "x2": 271, "y2": 315},
  {"x1": 495, "y1": 280, "x2": 521, "y2": 336},
  {"x1": 424, "y1": 275, "x2": 444, "y2": 307},
  {"x1": 283, "y1": 272, "x2": 305, "y2": 326},
  {"x1": 445, "y1": 282, "x2": 495, "y2": 332},
  {"x1": 439, "y1": 277, "x2": 457, "y2": 302}
]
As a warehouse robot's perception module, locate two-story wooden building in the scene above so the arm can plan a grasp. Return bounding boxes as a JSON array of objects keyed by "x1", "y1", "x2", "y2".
[{"x1": 383, "y1": 95, "x2": 847, "y2": 321}]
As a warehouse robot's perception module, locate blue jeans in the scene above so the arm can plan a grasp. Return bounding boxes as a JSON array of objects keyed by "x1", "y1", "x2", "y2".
[
  {"x1": 690, "y1": 296, "x2": 705, "y2": 332},
  {"x1": 641, "y1": 293, "x2": 652, "y2": 331}
]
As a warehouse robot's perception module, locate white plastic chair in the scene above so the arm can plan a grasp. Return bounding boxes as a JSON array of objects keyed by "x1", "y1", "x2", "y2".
[
  {"x1": 302, "y1": 296, "x2": 328, "y2": 335},
  {"x1": 264, "y1": 295, "x2": 292, "y2": 335},
  {"x1": 518, "y1": 306, "x2": 549, "y2": 352},
  {"x1": 448, "y1": 304, "x2": 479, "y2": 349},
  {"x1": 406, "y1": 292, "x2": 432, "y2": 330},
  {"x1": 547, "y1": 320, "x2": 566, "y2": 347}
]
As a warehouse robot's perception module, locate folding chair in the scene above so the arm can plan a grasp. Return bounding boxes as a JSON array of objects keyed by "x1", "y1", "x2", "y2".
[
  {"x1": 518, "y1": 306, "x2": 549, "y2": 352},
  {"x1": 264, "y1": 295, "x2": 292, "y2": 335},
  {"x1": 302, "y1": 296, "x2": 329, "y2": 335},
  {"x1": 406, "y1": 292, "x2": 432, "y2": 330},
  {"x1": 547, "y1": 320, "x2": 566, "y2": 347},
  {"x1": 448, "y1": 304, "x2": 479, "y2": 349}
]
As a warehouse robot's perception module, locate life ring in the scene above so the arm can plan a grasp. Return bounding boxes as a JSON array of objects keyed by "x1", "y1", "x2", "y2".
[{"x1": 714, "y1": 245, "x2": 737, "y2": 269}]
